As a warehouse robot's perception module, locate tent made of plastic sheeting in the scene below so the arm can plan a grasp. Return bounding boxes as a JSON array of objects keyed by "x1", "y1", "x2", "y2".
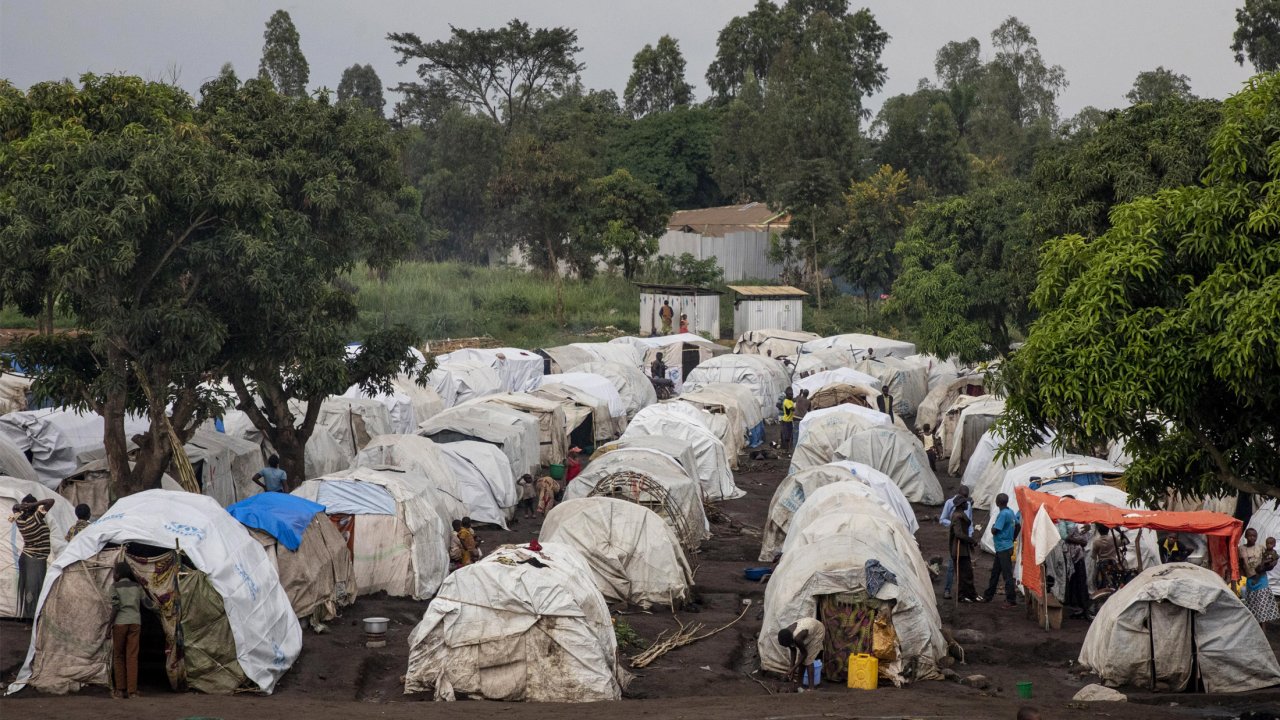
[
  {"x1": 683, "y1": 354, "x2": 789, "y2": 422},
  {"x1": 792, "y1": 347, "x2": 859, "y2": 378},
  {"x1": 425, "y1": 365, "x2": 460, "y2": 408},
  {"x1": 0, "y1": 407, "x2": 149, "y2": 488},
  {"x1": 590, "y1": 435, "x2": 702, "y2": 491},
  {"x1": 789, "y1": 411, "x2": 880, "y2": 475},
  {"x1": 537, "y1": 344, "x2": 597, "y2": 374},
  {"x1": 679, "y1": 382, "x2": 765, "y2": 452},
  {"x1": 792, "y1": 367, "x2": 882, "y2": 396},
  {"x1": 622, "y1": 404, "x2": 742, "y2": 500},
  {"x1": 799, "y1": 333, "x2": 917, "y2": 360},
  {"x1": 1024, "y1": 484, "x2": 1161, "y2": 587},
  {"x1": 436, "y1": 360, "x2": 503, "y2": 406},
  {"x1": 759, "y1": 506, "x2": 945, "y2": 686},
  {"x1": 437, "y1": 441, "x2": 519, "y2": 526},
  {"x1": 1078, "y1": 563, "x2": 1280, "y2": 693},
  {"x1": 533, "y1": 382, "x2": 619, "y2": 444},
  {"x1": 836, "y1": 426, "x2": 944, "y2": 505},
  {"x1": 0, "y1": 476, "x2": 76, "y2": 618},
  {"x1": 342, "y1": 374, "x2": 446, "y2": 434},
  {"x1": 309, "y1": 397, "x2": 395, "y2": 460},
  {"x1": 473, "y1": 393, "x2": 569, "y2": 467},
  {"x1": 537, "y1": 341, "x2": 644, "y2": 373},
  {"x1": 419, "y1": 403, "x2": 542, "y2": 480},
  {"x1": 9, "y1": 490, "x2": 301, "y2": 695},
  {"x1": 541, "y1": 497, "x2": 693, "y2": 608},
  {"x1": 734, "y1": 329, "x2": 818, "y2": 359},
  {"x1": 0, "y1": 373, "x2": 32, "y2": 414},
  {"x1": 574, "y1": 362, "x2": 657, "y2": 418},
  {"x1": 978, "y1": 455, "x2": 1125, "y2": 529},
  {"x1": 182, "y1": 429, "x2": 264, "y2": 507},
  {"x1": 0, "y1": 434, "x2": 38, "y2": 483},
  {"x1": 906, "y1": 354, "x2": 960, "y2": 393},
  {"x1": 945, "y1": 397, "x2": 1005, "y2": 475},
  {"x1": 611, "y1": 334, "x2": 727, "y2": 389},
  {"x1": 916, "y1": 374, "x2": 986, "y2": 436},
  {"x1": 60, "y1": 459, "x2": 173, "y2": 519},
  {"x1": 540, "y1": 372, "x2": 627, "y2": 421},
  {"x1": 438, "y1": 347, "x2": 544, "y2": 393},
  {"x1": 797, "y1": 405, "x2": 898, "y2": 441},
  {"x1": 404, "y1": 542, "x2": 623, "y2": 702},
  {"x1": 565, "y1": 445, "x2": 710, "y2": 549},
  {"x1": 294, "y1": 467, "x2": 451, "y2": 599},
  {"x1": 855, "y1": 357, "x2": 929, "y2": 422},
  {"x1": 1247, "y1": 502, "x2": 1280, "y2": 595},
  {"x1": 760, "y1": 461, "x2": 917, "y2": 561},
  {"x1": 964, "y1": 428, "x2": 1063, "y2": 509},
  {"x1": 652, "y1": 397, "x2": 745, "y2": 469},
  {"x1": 228, "y1": 493, "x2": 356, "y2": 623}
]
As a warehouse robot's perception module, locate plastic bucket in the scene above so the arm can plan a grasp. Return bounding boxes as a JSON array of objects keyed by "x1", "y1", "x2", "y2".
[
  {"x1": 549, "y1": 463, "x2": 566, "y2": 480},
  {"x1": 1016, "y1": 681, "x2": 1033, "y2": 699},
  {"x1": 847, "y1": 653, "x2": 877, "y2": 690},
  {"x1": 804, "y1": 659, "x2": 823, "y2": 687}
]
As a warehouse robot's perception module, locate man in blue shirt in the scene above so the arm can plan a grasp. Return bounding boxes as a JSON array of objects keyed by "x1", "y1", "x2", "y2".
[
  {"x1": 939, "y1": 485, "x2": 974, "y2": 600},
  {"x1": 252, "y1": 454, "x2": 289, "y2": 493},
  {"x1": 983, "y1": 492, "x2": 1020, "y2": 607}
]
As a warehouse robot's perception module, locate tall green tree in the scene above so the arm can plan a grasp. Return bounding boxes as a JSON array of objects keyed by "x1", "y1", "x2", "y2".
[
  {"x1": 624, "y1": 35, "x2": 694, "y2": 118},
  {"x1": 608, "y1": 105, "x2": 723, "y2": 208},
  {"x1": 577, "y1": 169, "x2": 670, "y2": 278},
  {"x1": 997, "y1": 73, "x2": 1280, "y2": 502},
  {"x1": 873, "y1": 88, "x2": 970, "y2": 195},
  {"x1": 711, "y1": 72, "x2": 768, "y2": 201},
  {"x1": 706, "y1": 0, "x2": 784, "y2": 101},
  {"x1": 1126, "y1": 66, "x2": 1196, "y2": 105},
  {"x1": 337, "y1": 63, "x2": 386, "y2": 114},
  {"x1": 258, "y1": 9, "x2": 309, "y2": 98},
  {"x1": 833, "y1": 165, "x2": 918, "y2": 314},
  {"x1": 1232, "y1": 0, "x2": 1280, "y2": 71}
]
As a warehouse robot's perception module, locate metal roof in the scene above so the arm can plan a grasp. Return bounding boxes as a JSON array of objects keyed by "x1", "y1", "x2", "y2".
[
  {"x1": 667, "y1": 203, "x2": 790, "y2": 237},
  {"x1": 632, "y1": 282, "x2": 725, "y2": 295},
  {"x1": 727, "y1": 285, "x2": 808, "y2": 298}
]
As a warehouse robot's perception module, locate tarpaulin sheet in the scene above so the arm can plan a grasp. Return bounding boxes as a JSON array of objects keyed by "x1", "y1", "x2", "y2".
[{"x1": 227, "y1": 493, "x2": 326, "y2": 552}]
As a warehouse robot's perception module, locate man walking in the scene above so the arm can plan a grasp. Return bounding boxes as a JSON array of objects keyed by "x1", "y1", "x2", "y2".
[
  {"x1": 658, "y1": 300, "x2": 674, "y2": 335},
  {"x1": 939, "y1": 486, "x2": 973, "y2": 600},
  {"x1": 950, "y1": 497, "x2": 979, "y2": 602},
  {"x1": 778, "y1": 388, "x2": 796, "y2": 452},
  {"x1": 984, "y1": 492, "x2": 1020, "y2": 607}
]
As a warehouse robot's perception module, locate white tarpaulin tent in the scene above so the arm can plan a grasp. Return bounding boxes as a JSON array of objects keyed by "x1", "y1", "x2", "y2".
[
  {"x1": 683, "y1": 354, "x2": 789, "y2": 422},
  {"x1": 654, "y1": 398, "x2": 745, "y2": 469},
  {"x1": 0, "y1": 407, "x2": 149, "y2": 488},
  {"x1": 425, "y1": 365, "x2": 460, "y2": 408},
  {"x1": 1246, "y1": 502, "x2": 1280, "y2": 596},
  {"x1": 792, "y1": 347, "x2": 859, "y2": 378},
  {"x1": 799, "y1": 333, "x2": 916, "y2": 360},
  {"x1": 977, "y1": 454, "x2": 1124, "y2": 527},
  {"x1": 677, "y1": 384, "x2": 761, "y2": 459},
  {"x1": 9, "y1": 490, "x2": 301, "y2": 695},
  {"x1": 963, "y1": 428, "x2": 1062, "y2": 509},
  {"x1": 836, "y1": 426, "x2": 944, "y2": 505},
  {"x1": 309, "y1": 396, "x2": 395, "y2": 461},
  {"x1": 405, "y1": 542, "x2": 623, "y2": 702},
  {"x1": 906, "y1": 354, "x2": 960, "y2": 392},
  {"x1": 419, "y1": 403, "x2": 542, "y2": 480},
  {"x1": 611, "y1": 334, "x2": 727, "y2": 388},
  {"x1": 533, "y1": 382, "x2": 621, "y2": 442},
  {"x1": 574, "y1": 362, "x2": 657, "y2": 418},
  {"x1": 945, "y1": 397, "x2": 1006, "y2": 475},
  {"x1": 438, "y1": 441, "x2": 519, "y2": 526},
  {"x1": 789, "y1": 411, "x2": 880, "y2": 475},
  {"x1": 1079, "y1": 563, "x2": 1280, "y2": 693},
  {"x1": 734, "y1": 329, "x2": 819, "y2": 359},
  {"x1": 436, "y1": 360, "x2": 503, "y2": 406},
  {"x1": 294, "y1": 467, "x2": 451, "y2": 599},
  {"x1": 759, "y1": 500, "x2": 945, "y2": 686},
  {"x1": 565, "y1": 446, "x2": 710, "y2": 548},
  {"x1": 797, "y1": 405, "x2": 894, "y2": 440},
  {"x1": 622, "y1": 404, "x2": 742, "y2": 500},
  {"x1": 0, "y1": 476, "x2": 76, "y2": 618},
  {"x1": 856, "y1": 357, "x2": 929, "y2": 422},
  {"x1": 0, "y1": 434, "x2": 38, "y2": 483},
  {"x1": 760, "y1": 461, "x2": 917, "y2": 561},
  {"x1": 1016, "y1": 485, "x2": 1160, "y2": 584},
  {"x1": 916, "y1": 374, "x2": 986, "y2": 435},
  {"x1": 342, "y1": 374, "x2": 446, "y2": 434},
  {"x1": 540, "y1": 372, "x2": 627, "y2": 422},
  {"x1": 438, "y1": 347, "x2": 544, "y2": 393},
  {"x1": 541, "y1": 497, "x2": 693, "y2": 608},
  {"x1": 351, "y1": 434, "x2": 470, "y2": 524},
  {"x1": 473, "y1": 393, "x2": 569, "y2": 466},
  {"x1": 792, "y1": 367, "x2": 883, "y2": 396},
  {"x1": 0, "y1": 373, "x2": 32, "y2": 415},
  {"x1": 182, "y1": 429, "x2": 264, "y2": 507}
]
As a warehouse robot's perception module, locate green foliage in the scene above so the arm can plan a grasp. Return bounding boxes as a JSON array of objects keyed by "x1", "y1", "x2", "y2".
[
  {"x1": 337, "y1": 63, "x2": 386, "y2": 114},
  {"x1": 1126, "y1": 66, "x2": 1196, "y2": 105},
  {"x1": 578, "y1": 169, "x2": 670, "y2": 278},
  {"x1": 833, "y1": 165, "x2": 918, "y2": 308},
  {"x1": 873, "y1": 89, "x2": 970, "y2": 195},
  {"x1": 711, "y1": 72, "x2": 768, "y2": 201},
  {"x1": 624, "y1": 35, "x2": 694, "y2": 118},
  {"x1": 608, "y1": 105, "x2": 723, "y2": 208},
  {"x1": 640, "y1": 253, "x2": 724, "y2": 288},
  {"x1": 613, "y1": 619, "x2": 644, "y2": 650},
  {"x1": 997, "y1": 72, "x2": 1280, "y2": 502},
  {"x1": 258, "y1": 9, "x2": 309, "y2": 98},
  {"x1": 1232, "y1": 0, "x2": 1280, "y2": 72}
]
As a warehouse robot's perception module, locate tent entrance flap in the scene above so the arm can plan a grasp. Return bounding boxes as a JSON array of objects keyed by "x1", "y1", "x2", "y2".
[
  {"x1": 818, "y1": 593, "x2": 878, "y2": 683},
  {"x1": 1147, "y1": 600, "x2": 1195, "y2": 692}
]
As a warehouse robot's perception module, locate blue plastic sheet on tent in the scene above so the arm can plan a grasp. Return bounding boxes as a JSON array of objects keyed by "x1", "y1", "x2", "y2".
[
  {"x1": 747, "y1": 421, "x2": 766, "y2": 448},
  {"x1": 1029, "y1": 474, "x2": 1106, "y2": 492},
  {"x1": 226, "y1": 493, "x2": 326, "y2": 551}
]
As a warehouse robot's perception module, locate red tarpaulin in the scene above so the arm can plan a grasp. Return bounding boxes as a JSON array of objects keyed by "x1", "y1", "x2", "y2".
[{"x1": 1014, "y1": 486, "x2": 1243, "y2": 598}]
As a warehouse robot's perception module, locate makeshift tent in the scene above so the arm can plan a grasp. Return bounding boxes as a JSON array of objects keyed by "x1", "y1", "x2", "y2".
[
  {"x1": 915, "y1": 374, "x2": 986, "y2": 435},
  {"x1": 438, "y1": 348, "x2": 544, "y2": 393},
  {"x1": 565, "y1": 445, "x2": 710, "y2": 549},
  {"x1": 656, "y1": 397, "x2": 745, "y2": 468},
  {"x1": 855, "y1": 357, "x2": 930, "y2": 422},
  {"x1": 799, "y1": 333, "x2": 916, "y2": 359},
  {"x1": 1078, "y1": 563, "x2": 1280, "y2": 693},
  {"x1": 622, "y1": 404, "x2": 742, "y2": 500},
  {"x1": 342, "y1": 374, "x2": 446, "y2": 434},
  {"x1": 533, "y1": 382, "x2": 619, "y2": 444},
  {"x1": 589, "y1": 435, "x2": 702, "y2": 491},
  {"x1": 978, "y1": 454, "x2": 1124, "y2": 526},
  {"x1": 425, "y1": 365, "x2": 460, "y2": 408},
  {"x1": 1028, "y1": 484, "x2": 1161, "y2": 588},
  {"x1": 294, "y1": 467, "x2": 452, "y2": 599},
  {"x1": 62, "y1": 459, "x2": 174, "y2": 519},
  {"x1": 797, "y1": 405, "x2": 895, "y2": 441},
  {"x1": 792, "y1": 367, "x2": 883, "y2": 397},
  {"x1": 180, "y1": 429, "x2": 264, "y2": 507},
  {"x1": 9, "y1": 490, "x2": 301, "y2": 695},
  {"x1": 944, "y1": 397, "x2": 1005, "y2": 475},
  {"x1": 836, "y1": 426, "x2": 944, "y2": 505},
  {"x1": 734, "y1": 329, "x2": 819, "y2": 359},
  {"x1": 0, "y1": 407, "x2": 149, "y2": 488},
  {"x1": 574, "y1": 362, "x2": 657, "y2": 418},
  {"x1": 611, "y1": 334, "x2": 727, "y2": 390},
  {"x1": 964, "y1": 428, "x2": 1062, "y2": 509},
  {"x1": 473, "y1": 393, "x2": 569, "y2": 466},
  {"x1": 419, "y1": 403, "x2": 542, "y2": 480},
  {"x1": 678, "y1": 382, "x2": 765, "y2": 452},
  {"x1": 437, "y1": 441, "x2": 519, "y2": 526},
  {"x1": 309, "y1": 396, "x2": 395, "y2": 460},
  {"x1": 906, "y1": 354, "x2": 960, "y2": 392},
  {"x1": 1246, "y1": 502, "x2": 1280, "y2": 595},
  {"x1": 227, "y1": 493, "x2": 355, "y2": 623},
  {"x1": 538, "y1": 342, "x2": 644, "y2": 374},
  {"x1": 759, "y1": 499, "x2": 945, "y2": 685},
  {"x1": 539, "y1": 371, "x2": 627, "y2": 422},
  {"x1": 760, "y1": 461, "x2": 917, "y2": 561},
  {"x1": 791, "y1": 347, "x2": 859, "y2": 378},
  {"x1": 541, "y1": 497, "x2": 693, "y2": 608},
  {"x1": 0, "y1": 434, "x2": 38, "y2": 483},
  {"x1": 0, "y1": 373, "x2": 32, "y2": 414},
  {"x1": 683, "y1": 354, "x2": 789, "y2": 421},
  {"x1": 789, "y1": 411, "x2": 880, "y2": 475},
  {"x1": 0, "y1": 476, "x2": 76, "y2": 618},
  {"x1": 436, "y1": 360, "x2": 503, "y2": 406},
  {"x1": 537, "y1": 344, "x2": 597, "y2": 374},
  {"x1": 404, "y1": 542, "x2": 623, "y2": 702}
]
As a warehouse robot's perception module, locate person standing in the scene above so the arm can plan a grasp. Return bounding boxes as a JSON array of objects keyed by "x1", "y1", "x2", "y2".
[
  {"x1": 658, "y1": 300, "x2": 674, "y2": 335},
  {"x1": 110, "y1": 562, "x2": 146, "y2": 699},
  {"x1": 9, "y1": 494, "x2": 53, "y2": 619},
  {"x1": 650, "y1": 352, "x2": 668, "y2": 380},
  {"x1": 1091, "y1": 524, "x2": 1130, "y2": 591},
  {"x1": 777, "y1": 618, "x2": 825, "y2": 690},
  {"x1": 983, "y1": 492, "x2": 1020, "y2": 607},
  {"x1": 252, "y1": 454, "x2": 289, "y2": 493},
  {"x1": 457, "y1": 517, "x2": 479, "y2": 566},
  {"x1": 1057, "y1": 498, "x2": 1091, "y2": 619},
  {"x1": 949, "y1": 497, "x2": 980, "y2": 602},
  {"x1": 66, "y1": 503, "x2": 92, "y2": 541},
  {"x1": 877, "y1": 386, "x2": 895, "y2": 421},
  {"x1": 679, "y1": 313, "x2": 689, "y2": 334},
  {"x1": 939, "y1": 486, "x2": 973, "y2": 599},
  {"x1": 793, "y1": 389, "x2": 811, "y2": 445},
  {"x1": 1241, "y1": 529, "x2": 1280, "y2": 623},
  {"x1": 778, "y1": 388, "x2": 796, "y2": 452},
  {"x1": 920, "y1": 424, "x2": 939, "y2": 471}
]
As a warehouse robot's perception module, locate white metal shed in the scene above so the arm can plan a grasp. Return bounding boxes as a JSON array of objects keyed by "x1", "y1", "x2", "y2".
[
  {"x1": 729, "y1": 285, "x2": 807, "y2": 335},
  {"x1": 635, "y1": 283, "x2": 722, "y2": 339}
]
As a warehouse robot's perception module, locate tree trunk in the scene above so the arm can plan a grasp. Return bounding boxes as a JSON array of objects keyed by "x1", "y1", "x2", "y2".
[
  {"x1": 41, "y1": 290, "x2": 54, "y2": 335},
  {"x1": 230, "y1": 374, "x2": 318, "y2": 491}
]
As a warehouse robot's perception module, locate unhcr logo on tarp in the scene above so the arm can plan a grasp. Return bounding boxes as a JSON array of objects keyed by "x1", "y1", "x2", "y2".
[
  {"x1": 164, "y1": 522, "x2": 207, "y2": 542},
  {"x1": 235, "y1": 562, "x2": 259, "y2": 601}
]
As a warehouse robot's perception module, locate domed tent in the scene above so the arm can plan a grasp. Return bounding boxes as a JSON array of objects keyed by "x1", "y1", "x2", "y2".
[
  {"x1": 438, "y1": 347, "x2": 544, "y2": 393},
  {"x1": 437, "y1": 441, "x2": 519, "y2": 526},
  {"x1": 538, "y1": 341, "x2": 644, "y2": 373},
  {"x1": 836, "y1": 426, "x2": 944, "y2": 505},
  {"x1": 645, "y1": 398, "x2": 744, "y2": 471},
  {"x1": 855, "y1": 357, "x2": 930, "y2": 422},
  {"x1": 683, "y1": 354, "x2": 789, "y2": 421},
  {"x1": 541, "y1": 498, "x2": 693, "y2": 608},
  {"x1": 590, "y1": 435, "x2": 702, "y2": 487},
  {"x1": 734, "y1": 329, "x2": 819, "y2": 359},
  {"x1": 963, "y1": 428, "x2": 1062, "y2": 508},
  {"x1": 574, "y1": 362, "x2": 657, "y2": 418},
  {"x1": 789, "y1": 411, "x2": 880, "y2": 475},
  {"x1": 293, "y1": 466, "x2": 451, "y2": 599},
  {"x1": 678, "y1": 382, "x2": 765, "y2": 457},
  {"x1": 425, "y1": 365, "x2": 460, "y2": 408},
  {"x1": 533, "y1": 381, "x2": 621, "y2": 444},
  {"x1": 761, "y1": 461, "x2": 917, "y2": 561},
  {"x1": 791, "y1": 347, "x2": 859, "y2": 378},
  {"x1": 759, "y1": 496, "x2": 945, "y2": 686},
  {"x1": 418, "y1": 403, "x2": 542, "y2": 480},
  {"x1": 0, "y1": 476, "x2": 76, "y2": 619},
  {"x1": 226, "y1": 492, "x2": 355, "y2": 624},
  {"x1": 8, "y1": 490, "x2": 301, "y2": 695},
  {"x1": 0, "y1": 434, "x2": 38, "y2": 483},
  {"x1": 799, "y1": 333, "x2": 916, "y2": 359},
  {"x1": 341, "y1": 374, "x2": 446, "y2": 434},
  {"x1": 792, "y1": 368, "x2": 883, "y2": 410},
  {"x1": 473, "y1": 393, "x2": 569, "y2": 467},
  {"x1": 404, "y1": 542, "x2": 623, "y2": 702},
  {"x1": 565, "y1": 444, "x2": 709, "y2": 549},
  {"x1": 539, "y1": 371, "x2": 628, "y2": 424},
  {"x1": 906, "y1": 354, "x2": 960, "y2": 393},
  {"x1": 944, "y1": 397, "x2": 1005, "y2": 475},
  {"x1": 797, "y1": 404, "x2": 899, "y2": 440},
  {"x1": 351, "y1": 434, "x2": 468, "y2": 523},
  {"x1": 915, "y1": 374, "x2": 986, "y2": 436},
  {"x1": 622, "y1": 404, "x2": 741, "y2": 500},
  {"x1": 1079, "y1": 563, "x2": 1280, "y2": 693},
  {"x1": 436, "y1": 360, "x2": 503, "y2": 406},
  {"x1": 0, "y1": 407, "x2": 149, "y2": 488},
  {"x1": 180, "y1": 429, "x2": 264, "y2": 506}
]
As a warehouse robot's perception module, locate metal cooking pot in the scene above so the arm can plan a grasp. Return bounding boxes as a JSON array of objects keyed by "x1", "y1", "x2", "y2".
[{"x1": 363, "y1": 617, "x2": 389, "y2": 634}]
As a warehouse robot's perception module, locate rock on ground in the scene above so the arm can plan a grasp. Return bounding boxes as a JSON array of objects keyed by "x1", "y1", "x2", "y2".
[{"x1": 1073, "y1": 683, "x2": 1127, "y2": 702}]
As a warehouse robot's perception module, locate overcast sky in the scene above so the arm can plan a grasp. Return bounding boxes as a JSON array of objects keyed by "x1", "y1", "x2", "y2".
[{"x1": 0, "y1": 1, "x2": 1257, "y2": 119}]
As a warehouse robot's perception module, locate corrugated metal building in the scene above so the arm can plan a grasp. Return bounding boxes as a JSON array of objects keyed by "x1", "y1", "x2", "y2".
[
  {"x1": 660, "y1": 203, "x2": 789, "y2": 282},
  {"x1": 635, "y1": 283, "x2": 722, "y2": 339},
  {"x1": 729, "y1": 285, "x2": 807, "y2": 334}
]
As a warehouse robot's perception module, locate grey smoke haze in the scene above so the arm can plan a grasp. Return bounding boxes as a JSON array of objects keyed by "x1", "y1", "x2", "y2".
[{"x1": 0, "y1": 0, "x2": 1256, "y2": 117}]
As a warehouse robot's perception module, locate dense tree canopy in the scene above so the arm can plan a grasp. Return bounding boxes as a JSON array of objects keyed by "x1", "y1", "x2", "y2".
[
  {"x1": 1232, "y1": 0, "x2": 1280, "y2": 72},
  {"x1": 624, "y1": 35, "x2": 694, "y2": 118},
  {"x1": 1126, "y1": 66, "x2": 1196, "y2": 105},
  {"x1": 337, "y1": 63, "x2": 386, "y2": 114},
  {"x1": 258, "y1": 9, "x2": 309, "y2": 98}
]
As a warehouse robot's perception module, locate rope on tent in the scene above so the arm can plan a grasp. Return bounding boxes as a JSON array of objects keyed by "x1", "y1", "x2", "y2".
[
  {"x1": 134, "y1": 366, "x2": 200, "y2": 495},
  {"x1": 588, "y1": 470, "x2": 696, "y2": 550}
]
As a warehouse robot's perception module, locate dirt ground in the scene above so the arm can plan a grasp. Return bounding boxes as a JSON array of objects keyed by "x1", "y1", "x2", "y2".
[{"x1": 2, "y1": 429, "x2": 1279, "y2": 720}]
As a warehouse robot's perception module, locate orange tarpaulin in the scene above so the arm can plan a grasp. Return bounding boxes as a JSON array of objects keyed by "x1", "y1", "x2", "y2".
[{"x1": 1014, "y1": 486, "x2": 1243, "y2": 599}]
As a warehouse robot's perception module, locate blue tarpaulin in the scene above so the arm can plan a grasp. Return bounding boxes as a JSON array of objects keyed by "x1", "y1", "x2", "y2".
[{"x1": 226, "y1": 493, "x2": 326, "y2": 551}]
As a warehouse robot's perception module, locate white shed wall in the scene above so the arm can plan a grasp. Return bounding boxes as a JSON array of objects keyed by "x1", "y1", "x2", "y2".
[
  {"x1": 658, "y1": 230, "x2": 785, "y2": 282},
  {"x1": 640, "y1": 292, "x2": 721, "y2": 339},
  {"x1": 735, "y1": 298, "x2": 804, "y2": 335}
]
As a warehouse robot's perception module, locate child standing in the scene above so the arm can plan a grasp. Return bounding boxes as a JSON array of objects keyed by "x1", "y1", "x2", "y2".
[{"x1": 110, "y1": 562, "x2": 145, "y2": 699}]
